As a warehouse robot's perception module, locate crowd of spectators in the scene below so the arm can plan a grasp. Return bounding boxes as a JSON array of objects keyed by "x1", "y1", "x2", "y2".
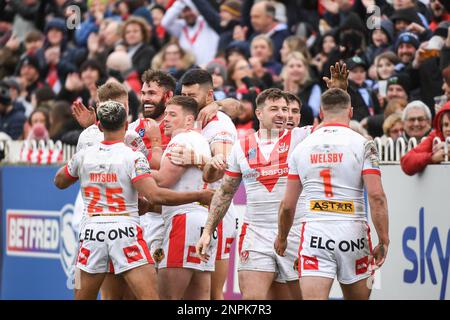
[{"x1": 0, "y1": 0, "x2": 450, "y2": 174}]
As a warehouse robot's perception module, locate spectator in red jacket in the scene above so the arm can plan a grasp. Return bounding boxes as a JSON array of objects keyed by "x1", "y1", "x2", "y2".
[{"x1": 400, "y1": 101, "x2": 450, "y2": 175}]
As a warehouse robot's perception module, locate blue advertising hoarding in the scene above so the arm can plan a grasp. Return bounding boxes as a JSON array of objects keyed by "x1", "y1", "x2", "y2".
[{"x1": 0, "y1": 166, "x2": 79, "y2": 299}]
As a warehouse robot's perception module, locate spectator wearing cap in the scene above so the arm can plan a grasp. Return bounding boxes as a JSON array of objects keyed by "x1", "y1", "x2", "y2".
[
  {"x1": 151, "y1": 40, "x2": 196, "y2": 80},
  {"x1": 16, "y1": 55, "x2": 45, "y2": 103},
  {"x1": 0, "y1": 81, "x2": 26, "y2": 140},
  {"x1": 401, "y1": 100, "x2": 432, "y2": 143},
  {"x1": 428, "y1": 0, "x2": 449, "y2": 32},
  {"x1": 206, "y1": 60, "x2": 228, "y2": 101},
  {"x1": 401, "y1": 100, "x2": 450, "y2": 175},
  {"x1": 395, "y1": 31, "x2": 420, "y2": 71},
  {"x1": 162, "y1": 0, "x2": 219, "y2": 66},
  {"x1": 346, "y1": 56, "x2": 381, "y2": 123},
  {"x1": 364, "y1": 19, "x2": 395, "y2": 65},
  {"x1": 386, "y1": 74, "x2": 410, "y2": 105},
  {"x1": 241, "y1": 0, "x2": 290, "y2": 62}
]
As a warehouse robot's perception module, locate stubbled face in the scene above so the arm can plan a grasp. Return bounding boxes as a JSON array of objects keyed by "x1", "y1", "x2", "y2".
[
  {"x1": 256, "y1": 97, "x2": 288, "y2": 130},
  {"x1": 397, "y1": 43, "x2": 416, "y2": 64},
  {"x1": 404, "y1": 108, "x2": 431, "y2": 139},
  {"x1": 181, "y1": 7, "x2": 197, "y2": 26},
  {"x1": 387, "y1": 84, "x2": 408, "y2": 101},
  {"x1": 140, "y1": 81, "x2": 168, "y2": 120},
  {"x1": 181, "y1": 84, "x2": 210, "y2": 110},
  {"x1": 285, "y1": 100, "x2": 300, "y2": 130},
  {"x1": 377, "y1": 58, "x2": 396, "y2": 80},
  {"x1": 388, "y1": 120, "x2": 403, "y2": 140},
  {"x1": 163, "y1": 104, "x2": 192, "y2": 137}
]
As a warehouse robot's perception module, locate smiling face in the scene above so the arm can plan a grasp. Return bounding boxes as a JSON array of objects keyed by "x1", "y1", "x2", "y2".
[
  {"x1": 251, "y1": 38, "x2": 272, "y2": 63},
  {"x1": 404, "y1": 107, "x2": 431, "y2": 139},
  {"x1": 286, "y1": 57, "x2": 307, "y2": 83},
  {"x1": 256, "y1": 97, "x2": 288, "y2": 130},
  {"x1": 163, "y1": 104, "x2": 193, "y2": 137},
  {"x1": 397, "y1": 43, "x2": 417, "y2": 64},
  {"x1": 286, "y1": 100, "x2": 301, "y2": 130},
  {"x1": 140, "y1": 81, "x2": 168, "y2": 120}
]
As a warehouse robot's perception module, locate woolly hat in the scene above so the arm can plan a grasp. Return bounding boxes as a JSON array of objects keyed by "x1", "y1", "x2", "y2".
[{"x1": 220, "y1": 0, "x2": 241, "y2": 20}]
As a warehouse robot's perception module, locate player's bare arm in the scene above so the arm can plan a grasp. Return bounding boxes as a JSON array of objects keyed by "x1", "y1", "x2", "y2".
[
  {"x1": 196, "y1": 174, "x2": 241, "y2": 261},
  {"x1": 133, "y1": 175, "x2": 214, "y2": 207},
  {"x1": 54, "y1": 165, "x2": 78, "y2": 189},
  {"x1": 203, "y1": 142, "x2": 233, "y2": 183},
  {"x1": 275, "y1": 177, "x2": 303, "y2": 256},
  {"x1": 144, "y1": 119, "x2": 163, "y2": 170},
  {"x1": 150, "y1": 156, "x2": 186, "y2": 188},
  {"x1": 363, "y1": 173, "x2": 390, "y2": 268},
  {"x1": 197, "y1": 98, "x2": 241, "y2": 125}
]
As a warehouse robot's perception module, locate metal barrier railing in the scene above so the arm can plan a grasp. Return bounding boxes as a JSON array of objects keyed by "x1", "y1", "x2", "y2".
[
  {"x1": 373, "y1": 136, "x2": 450, "y2": 164},
  {"x1": 0, "y1": 139, "x2": 76, "y2": 164}
]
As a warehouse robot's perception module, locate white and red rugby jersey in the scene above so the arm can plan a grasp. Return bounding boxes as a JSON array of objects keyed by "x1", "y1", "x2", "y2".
[
  {"x1": 288, "y1": 124, "x2": 381, "y2": 222},
  {"x1": 225, "y1": 127, "x2": 311, "y2": 228},
  {"x1": 66, "y1": 141, "x2": 152, "y2": 218}
]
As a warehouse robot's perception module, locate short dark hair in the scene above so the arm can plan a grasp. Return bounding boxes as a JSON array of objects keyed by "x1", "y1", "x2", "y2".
[
  {"x1": 141, "y1": 69, "x2": 176, "y2": 93},
  {"x1": 256, "y1": 88, "x2": 287, "y2": 109},
  {"x1": 283, "y1": 92, "x2": 302, "y2": 108},
  {"x1": 96, "y1": 101, "x2": 127, "y2": 131},
  {"x1": 180, "y1": 68, "x2": 213, "y2": 89},
  {"x1": 320, "y1": 88, "x2": 351, "y2": 113},
  {"x1": 167, "y1": 95, "x2": 199, "y2": 119}
]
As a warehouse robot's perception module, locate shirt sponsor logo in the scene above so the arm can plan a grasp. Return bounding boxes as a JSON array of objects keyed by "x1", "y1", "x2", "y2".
[
  {"x1": 81, "y1": 226, "x2": 136, "y2": 242},
  {"x1": 310, "y1": 200, "x2": 355, "y2": 214},
  {"x1": 310, "y1": 236, "x2": 366, "y2": 252}
]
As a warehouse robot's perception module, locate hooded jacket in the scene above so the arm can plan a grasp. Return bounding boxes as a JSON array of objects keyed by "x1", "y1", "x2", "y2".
[{"x1": 400, "y1": 101, "x2": 450, "y2": 175}]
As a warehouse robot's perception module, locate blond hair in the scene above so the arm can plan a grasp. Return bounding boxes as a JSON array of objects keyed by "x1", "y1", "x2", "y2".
[{"x1": 281, "y1": 51, "x2": 311, "y2": 86}]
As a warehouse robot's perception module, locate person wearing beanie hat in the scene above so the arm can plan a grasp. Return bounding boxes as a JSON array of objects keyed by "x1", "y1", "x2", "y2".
[
  {"x1": 395, "y1": 31, "x2": 420, "y2": 67},
  {"x1": 17, "y1": 55, "x2": 45, "y2": 103},
  {"x1": 390, "y1": 7, "x2": 424, "y2": 33},
  {"x1": 225, "y1": 40, "x2": 251, "y2": 64},
  {"x1": 220, "y1": 0, "x2": 241, "y2": 22},
  {"x1": 386, "y1": 74, "x2": 410, "y2": 102}
]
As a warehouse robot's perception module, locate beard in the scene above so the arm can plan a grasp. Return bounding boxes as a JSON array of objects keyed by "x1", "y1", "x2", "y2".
[{"x1": 143, "y1": 98, "x2": 166, "y2": 120}]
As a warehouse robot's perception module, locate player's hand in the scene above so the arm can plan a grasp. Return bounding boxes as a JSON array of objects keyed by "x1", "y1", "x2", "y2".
[
  {"x1": 210, "y1": 154, "x2": 227, "y2": 171},
  {"x1": 323, "y1": 62, "x2": 349, "y2": 91},
  {"x1": 196, "y1": 232, "x2": 212, "y2": 262},
  {"x1": 369, "y1": 243, "x2": 388, "y2": 268},
  {"x1": 197, "y1": 101, "x2": 220, "y2": 128},
  {"x1": 144, "y1": 118, "x2": 162, "y2": 146},
  {"x1": 274, "y1": 235, "x2": 287, "y2": 257},
  {"x1": 138, "y1": 196, "x2": 151, "y2": 215},
  {"x1": 168, "y1": 145, "x2": 200, "y2": 166},
  {"x1": 198, "y1": 189, "x2": 215, "y2": 206},
  {"x1": 72, "y1": 99, "x2": 96, "y2": 128},
  {"x1": 124, "y1": 131, "x2": 149, "y2": 157}
]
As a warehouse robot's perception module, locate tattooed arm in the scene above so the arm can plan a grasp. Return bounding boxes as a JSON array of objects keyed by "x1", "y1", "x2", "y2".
[{"x1": 196, "y1": 174, "x2": 242, "y2": 261}]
